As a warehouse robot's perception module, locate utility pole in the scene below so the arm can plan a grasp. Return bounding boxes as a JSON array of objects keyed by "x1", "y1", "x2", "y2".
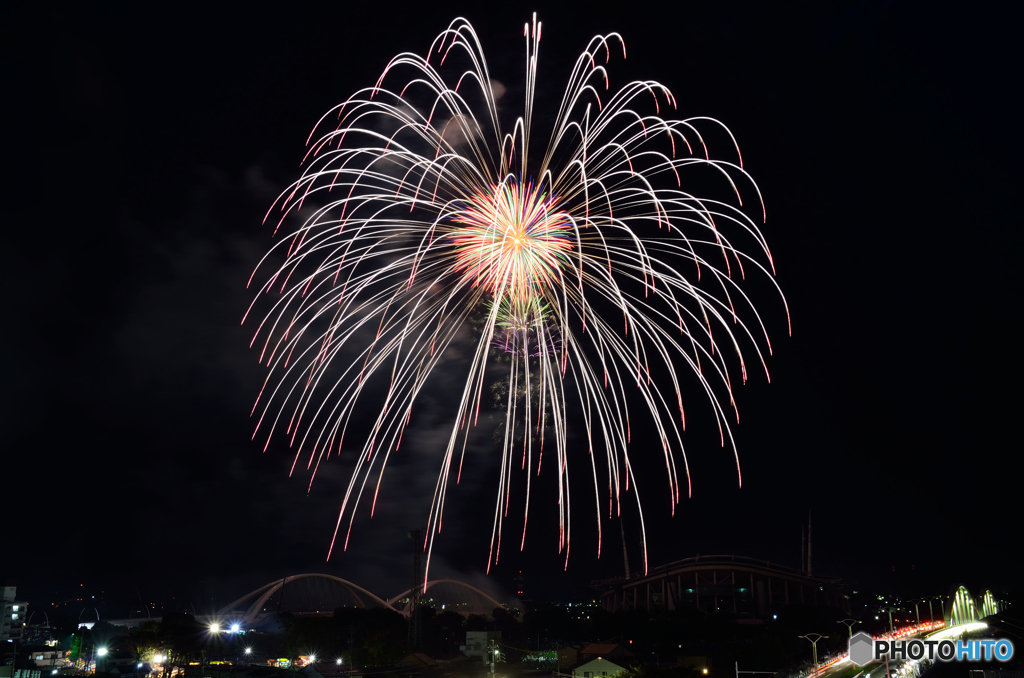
[{"x1": 488, "y1": 638, "x2": 499, "y2": 678}]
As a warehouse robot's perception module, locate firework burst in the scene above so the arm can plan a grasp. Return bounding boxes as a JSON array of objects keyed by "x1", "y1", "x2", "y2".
[
  {"x1": 449, "y1": 181, "x2": 575, "y2": 301},
  {"x1": 245, "y1": 14, "x2": 787, "y2": 579}
]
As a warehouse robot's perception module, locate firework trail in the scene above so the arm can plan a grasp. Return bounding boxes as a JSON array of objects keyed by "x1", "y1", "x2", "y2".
[{"x1": 245, "y1": 15, "x2": 787, "y2": 580}]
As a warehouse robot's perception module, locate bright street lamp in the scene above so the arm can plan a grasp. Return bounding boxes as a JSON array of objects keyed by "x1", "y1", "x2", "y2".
[
  {"x1": 798, "y1": 634, "x2": 829, "y2": 671},
  {"x1": 837, "y1": 619, "x2": 861, "y2": 637}
]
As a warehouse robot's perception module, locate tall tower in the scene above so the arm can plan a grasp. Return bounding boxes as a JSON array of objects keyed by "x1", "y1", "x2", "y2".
[
  {"x1": 801, "y1": 524, "x2": 806, "y2": 574},
  {"x1": 807, "y1": 511, "x2": 813, "y2": 576},
  {"x1": 408, "y1": 530, "x2": 422, "y2": 648},
  {"x1": 620, "y1": 516, "x2": 631, "y2": 579}
]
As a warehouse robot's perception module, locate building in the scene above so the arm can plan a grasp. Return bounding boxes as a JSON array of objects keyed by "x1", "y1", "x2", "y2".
[
  {"x1": 27, "y1": 647, "x2": 65, "y2": 670},
  {"x1": 394, "y1": 654, "x2": 441, "y2": 672},
  {"x1": 21, "y1": 624, "x2": 57, "y2": 647},
  {"x1": 572, "y1": 657, "x2": 628, "y2": 678},
  {"x1": 557, "y1": 645, "x2": 583, "y2": 672},
  {"x1": 2, "y1": 586, "x2": 28, "y2": 644},
  {"x1": 463, "y1": 631, "x2": 500, "y2": 660}
]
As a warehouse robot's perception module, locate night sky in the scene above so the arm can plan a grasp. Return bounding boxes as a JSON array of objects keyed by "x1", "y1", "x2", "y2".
[{"x1": 5, "y1": 1, "x2": 1018, "y2": 614}]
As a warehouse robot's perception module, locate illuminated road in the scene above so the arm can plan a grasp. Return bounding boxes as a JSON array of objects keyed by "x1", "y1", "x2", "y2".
[
  {"x1": 806, "y1": 622, "x2": 988, "y2": 678},
  {"x1": 807, "y1": 622, "x2": 945, "y2": 678}
]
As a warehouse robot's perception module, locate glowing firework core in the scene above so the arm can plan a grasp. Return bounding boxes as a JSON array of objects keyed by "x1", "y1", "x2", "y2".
[{"x1": 449, "y1": 182, "x2": 575, "y2": 301}]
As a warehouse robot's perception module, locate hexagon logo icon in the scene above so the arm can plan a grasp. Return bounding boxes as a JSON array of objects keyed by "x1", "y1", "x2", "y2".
[{"x1": 849, "y1": 631, "x2": 875, "y2": 666}]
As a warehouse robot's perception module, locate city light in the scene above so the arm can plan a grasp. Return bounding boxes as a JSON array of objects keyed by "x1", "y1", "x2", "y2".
[
  {"x1": 245, "y1": 648, "x2": 252, "y2": 655},
  {"x1": 209, "y1": 623, "x2": 220, "y2": 633},
  {"x1": 97, "y1": 648, "x2": 107, "y2": 657},
  {"x1": 230, "y1": 623, "x2": 240, "y2": 633}
]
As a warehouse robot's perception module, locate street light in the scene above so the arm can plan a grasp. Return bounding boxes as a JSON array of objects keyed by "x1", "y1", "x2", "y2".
[
  {"x1": 94, "y1": 647, "x2": 108, "y2": 675},
  {"x1": 837, "y1": 619, "x2": 861, "y2": 638},
  {"x1": 798, "y1": 634, "x2": 829, "y2": 672},
  {"x1": 879, "y1": 607, "x2": 895, "y2": 633},
  {"x1": 908, "y1": 599, "x2": 924, "y2": 625}
]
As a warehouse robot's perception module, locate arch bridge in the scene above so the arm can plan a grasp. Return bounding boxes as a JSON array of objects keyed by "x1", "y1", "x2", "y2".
[
  {"x1": 217, "y1": 574, "x2": 397, "y2": 625},
  {"x1": 593, "y1": 554, "x2": 848, "y2": 619},
  {"x1": 216, "y1": 575, "x2": 510, "y2": 625},
  {"x1": 388, "y1": 579, "x2": 505, "y2": 617},
  {"x1": 946, "y1": 585, "x2": 1006, "y2": 626}
]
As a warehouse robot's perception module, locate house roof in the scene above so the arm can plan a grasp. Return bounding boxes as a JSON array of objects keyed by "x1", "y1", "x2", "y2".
[
  {"x1": 579, "y1": 644, "x2": 624, "y2": 656},
  {"x1": 395, "y1": 654, "x2": 438, "y2": 668},
  {"x1": 572, "y1": 657, "x2": 628, "y2": 673}
]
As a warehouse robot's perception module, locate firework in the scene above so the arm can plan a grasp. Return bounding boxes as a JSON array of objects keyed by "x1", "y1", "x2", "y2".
[
  {"x1": 245, "y1": 15, "x2": 787, "y2": 578},
  {"x1": 489, "y1": 295, "x2": 562, "y2": 358}
]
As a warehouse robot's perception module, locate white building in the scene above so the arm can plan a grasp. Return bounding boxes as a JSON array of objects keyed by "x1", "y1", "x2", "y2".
[
  {"x1": 464, "y1": 631, "x2": 501, "y2": 659},
  {"x1": 2, "y1": 586, "x2": 29, "y2": 643},
  {"x1": 572, "y1": 657, "x2": 627, "y2": 678}
]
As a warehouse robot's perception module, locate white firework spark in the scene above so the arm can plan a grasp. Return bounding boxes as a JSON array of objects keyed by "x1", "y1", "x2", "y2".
[{"x1": 245, "y1": 14, "x2": 787, "y2": 581}]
